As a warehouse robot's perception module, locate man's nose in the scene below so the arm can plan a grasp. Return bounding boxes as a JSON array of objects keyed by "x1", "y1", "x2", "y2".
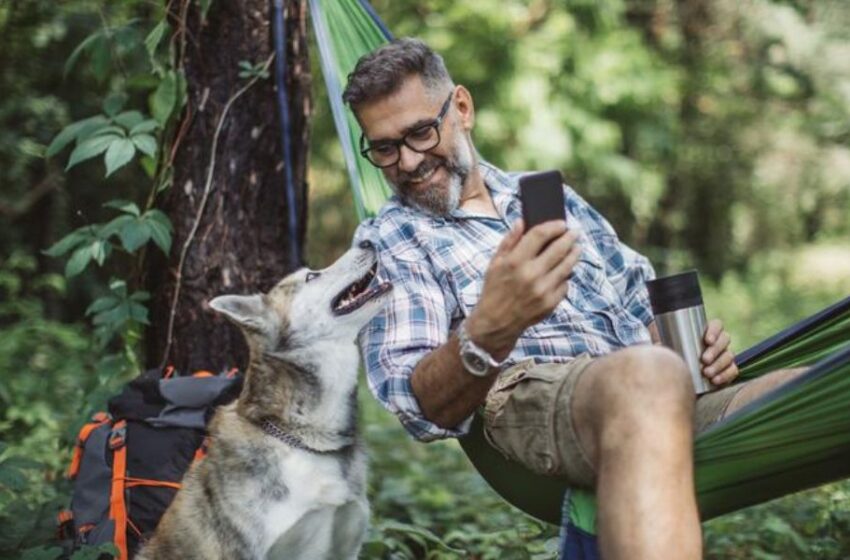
[{"x1": 397, "y1": 144, "x2": 425, "y2": 173}]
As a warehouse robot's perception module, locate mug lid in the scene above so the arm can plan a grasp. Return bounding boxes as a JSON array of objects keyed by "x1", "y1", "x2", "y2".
[{"x1": 645, "y1": 269, "x2": 702, "y2": 314}]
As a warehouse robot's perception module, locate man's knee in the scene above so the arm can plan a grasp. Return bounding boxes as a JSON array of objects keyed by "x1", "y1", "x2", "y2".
[{"x1": 592, "y1": 345, "x2": 695, "y2": 420}]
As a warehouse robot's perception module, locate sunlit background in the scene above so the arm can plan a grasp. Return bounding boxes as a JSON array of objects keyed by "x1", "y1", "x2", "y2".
[{"x1": 2, "y1": 0, "x2": 849, "y2": 558}]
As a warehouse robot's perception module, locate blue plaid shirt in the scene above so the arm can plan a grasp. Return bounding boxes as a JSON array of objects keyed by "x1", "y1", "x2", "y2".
[{"x1": 354, "y1": 161, "x2": 656, "y2": 441}]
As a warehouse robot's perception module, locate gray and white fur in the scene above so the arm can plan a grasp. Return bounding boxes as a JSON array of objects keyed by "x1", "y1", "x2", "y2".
[{"x1": 137, "y1": 244, "x2": 392, "y2": 560}]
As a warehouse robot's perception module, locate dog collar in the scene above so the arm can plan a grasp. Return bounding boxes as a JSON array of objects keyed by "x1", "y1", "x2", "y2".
[{"x1": 259, "y1": 419, "x2": 353, "y2": 455}]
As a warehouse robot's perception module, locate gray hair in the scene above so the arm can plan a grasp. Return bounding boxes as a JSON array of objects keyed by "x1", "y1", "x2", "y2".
[{"x1": 342, "y1": 37, "x2": 454, "y2": 107}]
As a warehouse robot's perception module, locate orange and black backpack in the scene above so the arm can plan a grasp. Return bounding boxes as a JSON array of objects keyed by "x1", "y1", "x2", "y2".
[{"x1": 57, "y1": 367, "x2": 242, "y2": 559}]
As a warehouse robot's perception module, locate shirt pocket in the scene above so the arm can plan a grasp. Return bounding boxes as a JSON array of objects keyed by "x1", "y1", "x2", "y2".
[{"x1": 570, "y1": 242, "x2": 621, "y2": 306}]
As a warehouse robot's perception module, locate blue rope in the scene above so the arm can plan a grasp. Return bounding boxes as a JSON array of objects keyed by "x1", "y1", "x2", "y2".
[
  {"x1": 357, "y1": 0, "x2": 394, "y2": 40},
  {"x1": 272, "y1": 0, "x2": 301, "y2": 269}
]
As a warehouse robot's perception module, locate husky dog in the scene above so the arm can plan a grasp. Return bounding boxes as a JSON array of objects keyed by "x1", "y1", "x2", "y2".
[{"x1": 137, "y1": 242, "x2": 392, "y2": 560}]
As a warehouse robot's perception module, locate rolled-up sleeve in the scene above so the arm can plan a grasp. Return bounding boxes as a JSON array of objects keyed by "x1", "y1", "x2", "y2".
[
  {"x1": 354, "y1": 221, "x2": 472, "y2": 442},
  {"x1": 566, "y1": 187, "x2": 656, "y2": 326}
]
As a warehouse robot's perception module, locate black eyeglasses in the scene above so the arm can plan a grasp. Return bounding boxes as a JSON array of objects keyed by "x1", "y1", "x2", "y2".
[{"x1": 359, "y1": 92, "x2": 454, "y2": 169}]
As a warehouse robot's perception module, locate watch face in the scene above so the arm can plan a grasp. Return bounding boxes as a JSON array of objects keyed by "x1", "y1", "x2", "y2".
[
  {"x1": 471, "y1": 355, "x2": 486, "y2": 371},
  {"x1": 463, "y1": 351, "x2": 488, "y2": 375}
]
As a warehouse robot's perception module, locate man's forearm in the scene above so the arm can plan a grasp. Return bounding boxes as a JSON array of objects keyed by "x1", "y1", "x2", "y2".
[{"x1": 409, "y1": 334, "x2": 500, "y2": 429}]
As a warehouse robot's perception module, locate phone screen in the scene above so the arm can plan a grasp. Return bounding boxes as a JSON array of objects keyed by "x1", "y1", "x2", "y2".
[{"x1": 519, "y1": 170, "x2": 566, "y2": 230}]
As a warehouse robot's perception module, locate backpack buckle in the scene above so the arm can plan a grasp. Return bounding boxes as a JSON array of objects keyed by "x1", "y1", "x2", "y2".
[{"x1": 108, "y1": 421, "x2": 127, "y2": 450}]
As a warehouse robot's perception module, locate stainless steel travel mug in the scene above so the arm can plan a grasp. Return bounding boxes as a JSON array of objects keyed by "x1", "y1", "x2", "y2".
[{"x1": 646, "y1": 270, "x2": 712, "y2": 395}]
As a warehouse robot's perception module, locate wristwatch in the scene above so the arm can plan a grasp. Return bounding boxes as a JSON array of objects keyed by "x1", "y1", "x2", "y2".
[{"x1": 457, "y1": 319, "x2": 502, "y2": 377}]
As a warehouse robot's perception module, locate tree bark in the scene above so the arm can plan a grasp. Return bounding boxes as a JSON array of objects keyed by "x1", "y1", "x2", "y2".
[{"x1": 145, "y1": 0, "x2": 310, "y2": 373}]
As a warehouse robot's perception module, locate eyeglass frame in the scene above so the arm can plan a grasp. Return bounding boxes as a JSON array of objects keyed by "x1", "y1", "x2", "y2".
[{"x1": 358, "y1": 91, "x2": 455, "y2": 169}]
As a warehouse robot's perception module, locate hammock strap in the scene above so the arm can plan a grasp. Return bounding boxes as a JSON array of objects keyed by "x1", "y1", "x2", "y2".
[{"x1": 273, "y1": 0, "x2": 301, "y2": 267}]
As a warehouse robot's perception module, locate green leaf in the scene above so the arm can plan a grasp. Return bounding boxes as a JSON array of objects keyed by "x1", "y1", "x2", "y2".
[
  {"x1": 130, "y1": 291, "x2": 150, "y2": 302},
  {"x1": 91, "y1": 302, "x2": 130, "y2": 327},
  {"x1": 151, "y1": 71, "x2": 177, "y2": 126},
  {"x1": 104, "y1": 199, "x2": 141, "y2": 216},
  {"x1": 129, "y1": 302, "x2": 150, "y2": 325},
  {"x1": 146, "y1": 217, "x2": 172, "y2": 254},
  {"x1": 140, "y1": 155, "x2": 157, "y2": 178},
  {"x1": 119, "y1": 221, "x2": 151, "y2": 252},
  {"x1": 90, "y1": 240, "x2": 110, "y2": 265},
  {"x1": 46, "y1": 115, "x2": 108, "y2": 158},
  {"x1": 109, "y1": 279, "x2": 128, "y2": 296},
  {"x1": 129, "y1": 119, "x2": 159, "y2": 135},
  {"x1": 103, "y1": 92, "x2": 128, "y2": 117},
  {"x1": 114, "y1": 110, "x2": 145, "y2": 130},
  {"x1": 43, "y1": 226, "x2": 94, "y2": 257},
  {"x1": 92, "y1": 125, "x2": 127, "y2": 138},
  {"x1": 86, "y1": 295, "x2": 120, "y2": 317},
  {"x1": 64, "y1": 31, "x2": 103, "y2": 77},
  {"x1": 0, "y1": 464, "x2": 28, "y2": 492},
  {"x1": 66, "y1": 134, "x2": 119, "y2": 170},
  {"x1": 200, "y1": 0, "x2": 214, "y2": 20},
  {"x1": 65, "y1": 245, "x2": 93, "y2": 277},
  {"x1": 99, "y1": 214, "x2": 134, "y2": 238},
  {"x1": 145, "y1": 20, "x2": 169, "y2": 59},
  {"x1": 132, "y1": 134, "x2": 157, "y2": 157},
  {"x1": 104, "y1": 138, "x2": 136, "y2": 177}
]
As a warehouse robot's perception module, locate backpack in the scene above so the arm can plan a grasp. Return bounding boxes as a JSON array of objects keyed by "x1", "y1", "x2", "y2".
[{"x1": 57, "y1": 366, "x2": 243, "y2": 560}]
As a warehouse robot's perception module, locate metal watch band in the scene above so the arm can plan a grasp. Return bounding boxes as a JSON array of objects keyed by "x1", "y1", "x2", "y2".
[{"x1": 458, "y1": 319, "x2": 501, "y2": 376}]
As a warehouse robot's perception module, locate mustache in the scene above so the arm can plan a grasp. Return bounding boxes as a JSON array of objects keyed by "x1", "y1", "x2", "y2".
[{"x1": 398, "y1": 159, "x2": 442, "y2": 186}]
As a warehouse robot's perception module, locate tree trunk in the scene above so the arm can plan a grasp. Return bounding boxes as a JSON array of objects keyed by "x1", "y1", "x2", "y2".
[{"x1": 145, "y1": 0, "x2": 311, "y2": 373}]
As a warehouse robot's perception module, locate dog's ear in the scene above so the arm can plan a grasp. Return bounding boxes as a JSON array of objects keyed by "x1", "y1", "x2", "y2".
[{"x1": 209, "y1": 294, "x2": 270, "y2": 332}]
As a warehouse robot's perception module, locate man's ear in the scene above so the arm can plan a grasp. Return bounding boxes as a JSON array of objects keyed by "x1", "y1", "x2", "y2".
[
  {"x1": 454, "y1": 85, "x2": 475, "y2": 131},
  {"x1": 209, "y1": 294, "x2": 269, "y2": 332}
]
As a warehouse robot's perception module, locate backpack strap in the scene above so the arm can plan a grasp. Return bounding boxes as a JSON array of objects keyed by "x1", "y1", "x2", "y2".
[
  {"x1": 108, "y1": 420, "x2": 129, "y2": 560},
  {"x1": 124, "y1": 477, "x2": 182, "y2": 490},
  {"x1": 67, "y1": 412, "x2": 111, "y2": 479},
  {"x1": 193, "y1": 436, "x2": 211, "y2": 463}
]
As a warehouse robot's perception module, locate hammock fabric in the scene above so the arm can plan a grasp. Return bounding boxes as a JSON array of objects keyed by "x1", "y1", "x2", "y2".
[{"x1": 307, "y1": 0, "x2": 850, "y2": 549}]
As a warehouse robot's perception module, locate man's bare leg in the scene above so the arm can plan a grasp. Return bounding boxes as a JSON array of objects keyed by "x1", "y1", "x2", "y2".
[
  {"x1": 722, "y1": 367, "x2": 808, "y2": 416},
  {"x1": 571, "y1": 345, "x2": 702, "y2": 560}
]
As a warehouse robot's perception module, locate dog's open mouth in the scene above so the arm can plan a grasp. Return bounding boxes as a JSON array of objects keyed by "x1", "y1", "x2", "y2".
[{"x1": 332, "y1": 264, "x2": 392, "y2": 315}]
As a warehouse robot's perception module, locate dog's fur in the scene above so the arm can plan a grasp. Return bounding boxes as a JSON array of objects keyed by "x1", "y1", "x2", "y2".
[{"x1": 137, "y1": 245, "x2": 391, "y2": 560}]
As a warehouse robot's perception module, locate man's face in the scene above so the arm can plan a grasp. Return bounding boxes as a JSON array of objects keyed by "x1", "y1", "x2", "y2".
[{"x1": 355, "y1": 77, "x2": 476, "y2": 216}]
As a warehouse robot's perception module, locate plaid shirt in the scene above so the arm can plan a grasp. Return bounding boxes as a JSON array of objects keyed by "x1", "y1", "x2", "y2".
[{"x1": 354, "y1": 161, "x2": 656, "y2": 441}]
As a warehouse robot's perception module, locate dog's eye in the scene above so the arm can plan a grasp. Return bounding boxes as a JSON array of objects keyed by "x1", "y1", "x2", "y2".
[{"x1": 305, "y1": 271, "x2": 321, "y2": 282}]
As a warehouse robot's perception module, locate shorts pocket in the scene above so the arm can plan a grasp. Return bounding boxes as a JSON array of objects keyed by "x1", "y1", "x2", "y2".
[
  {"x1": 483, "y1": 363, "x2": 565, "y2": 475},
  {"x1": 487, "y1": 362, "x2": 563, "y2": 426},
  {"x1": 485, "y1": 421, "x2": 560, "y2": 475}
]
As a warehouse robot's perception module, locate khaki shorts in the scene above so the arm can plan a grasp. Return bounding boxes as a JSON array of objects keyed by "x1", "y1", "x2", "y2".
[{"x1": 482, "y1": 355, "x2": 744, "y2": 489}]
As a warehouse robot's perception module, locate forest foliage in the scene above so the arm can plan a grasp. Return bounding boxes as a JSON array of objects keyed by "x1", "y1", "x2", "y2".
[{"x1": 1, "y1": 0, "x2": 849, "y2": 558}]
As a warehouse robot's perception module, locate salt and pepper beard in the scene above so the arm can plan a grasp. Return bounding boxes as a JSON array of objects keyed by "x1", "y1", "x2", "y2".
[{"x1": 390, "y1": 122, "x2": 475, "y2": 217}]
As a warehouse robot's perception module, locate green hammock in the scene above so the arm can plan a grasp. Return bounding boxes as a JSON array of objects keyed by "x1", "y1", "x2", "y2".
[{"x1": 308, "y1": 0, "x2": 850, "y2": 538}]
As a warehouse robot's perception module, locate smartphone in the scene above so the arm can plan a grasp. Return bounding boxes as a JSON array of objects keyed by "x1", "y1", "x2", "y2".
[{"x1": 519, "y1": 170, "x2": 566, "y2": 230}]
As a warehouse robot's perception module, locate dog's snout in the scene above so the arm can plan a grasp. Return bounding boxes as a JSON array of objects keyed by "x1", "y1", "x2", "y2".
[{"x1": 358, "y1": 240, "x2": 373, "y2": 250}]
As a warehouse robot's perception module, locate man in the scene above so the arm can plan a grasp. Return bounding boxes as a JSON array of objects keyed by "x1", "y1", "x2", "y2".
[{"x1": 345, "y1": 38, "x2": 801, "y2": 559}]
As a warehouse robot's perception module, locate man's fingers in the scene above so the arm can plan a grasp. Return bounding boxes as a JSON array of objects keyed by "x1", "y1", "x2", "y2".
[
  {"x1": 496, "y1": 219, "x2": 525, "y2": 256},
  {"x1": 536, "y1": 229, "x2": 579, "y2": 273},
  {"x1": 514, "y1": 220, "x2": 568, "y2": 260},
  {"x1": 541, "y1": 243, "x2": 581, "y2": 295},
  {"x1": 711, "y1": 362, "x2": 739, "y2": 386},
  {"x1": 703, "y1": 319, "x2": 723, "y2": 345},
  {"x1": 704, "y1": 349, "x2": 735, "y2": 379},
  {"x1": 701, "y1": 331, "x2": 731, "y2": 364}
]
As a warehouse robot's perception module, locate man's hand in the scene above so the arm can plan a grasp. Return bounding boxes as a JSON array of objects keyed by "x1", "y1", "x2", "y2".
[
  {"x1": 465, "y1": 219, "x2": 581, "y2": 361},
  {"x1": 701, "y1": 319, "x2": 739, "y2": 386}
]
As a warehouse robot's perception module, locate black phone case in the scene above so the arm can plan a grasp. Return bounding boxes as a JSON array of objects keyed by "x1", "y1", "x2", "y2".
[{"x1": 519, "y1": 170, "x2": 566, "y2": 229}]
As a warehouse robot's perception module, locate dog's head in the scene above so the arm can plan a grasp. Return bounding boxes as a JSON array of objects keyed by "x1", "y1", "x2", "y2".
[{"x1": 208, "y1": 243, "x2": 392, "y2": 356}]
